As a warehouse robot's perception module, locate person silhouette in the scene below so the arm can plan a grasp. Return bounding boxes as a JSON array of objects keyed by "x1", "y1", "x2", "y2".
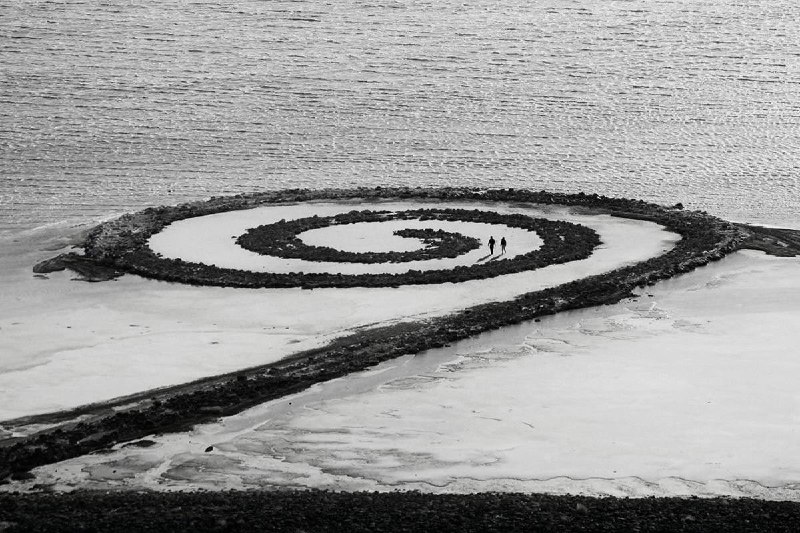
[
  {"x1": 488, "y1": 236, "x2": 496, "y2": 255},
  {"x1": 501, "y1": 237, "x2": 506, "y2": 254}
]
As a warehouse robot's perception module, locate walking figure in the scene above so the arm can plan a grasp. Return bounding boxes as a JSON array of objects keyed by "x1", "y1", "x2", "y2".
[
  {"x1": 501, "y1": 237, "x2": 507, "y2": 254},
  {"x1": 488, "y1": 236, "x2": 496, "y2": 255}
]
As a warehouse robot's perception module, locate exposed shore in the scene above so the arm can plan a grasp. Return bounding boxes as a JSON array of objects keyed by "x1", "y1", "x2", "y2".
[
  {"x1": 3, "y1": 490, "x2": 800, "y2": 532},
  {"x1": 4, "y1": 188, "x2": 798, "y2": 482}
]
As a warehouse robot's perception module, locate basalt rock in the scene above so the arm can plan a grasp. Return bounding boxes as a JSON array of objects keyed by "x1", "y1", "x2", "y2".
[{"x1": 33, "y1": 253, "x2": 123, "y2": 282}]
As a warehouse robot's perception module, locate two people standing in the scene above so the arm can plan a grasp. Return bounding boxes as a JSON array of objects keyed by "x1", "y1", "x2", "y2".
[{"x1": 488, "y1": 236, "x2": 507, "y2": 255}]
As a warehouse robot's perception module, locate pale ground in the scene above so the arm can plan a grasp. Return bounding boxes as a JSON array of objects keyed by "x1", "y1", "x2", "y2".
[
  {"x1": 0, "y1": 201, "x2": 674, "y2": 421},
  {"x1": 3, "y1": 201, "x2": 800, "y2": 500}
]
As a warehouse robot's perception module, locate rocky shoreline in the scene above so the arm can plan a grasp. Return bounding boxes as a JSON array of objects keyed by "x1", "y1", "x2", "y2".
[
  {"x1": 3, "y1": 489, "x2": 800, "y2": 532},
  {"x1": 6, "y1": 188, "x2": 799, "y2": 485}
]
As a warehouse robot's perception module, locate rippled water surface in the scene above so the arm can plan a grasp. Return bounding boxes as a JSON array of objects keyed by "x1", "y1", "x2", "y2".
[{"x1": 2, "y1": 0, "x2": 799, "y2": 231}]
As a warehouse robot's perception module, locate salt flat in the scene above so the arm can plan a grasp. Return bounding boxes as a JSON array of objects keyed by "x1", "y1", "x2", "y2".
[
  {"x1": 19, "y1": 250, "x2": 800, "y2": 500},
  {"x1": 0, "y1": 201, "x2": 675, "y2": 421}
]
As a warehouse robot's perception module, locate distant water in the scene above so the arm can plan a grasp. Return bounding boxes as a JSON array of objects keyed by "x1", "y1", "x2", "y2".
[{"x1": 2, "y1": 0, "x2": 799, "y2": 233}]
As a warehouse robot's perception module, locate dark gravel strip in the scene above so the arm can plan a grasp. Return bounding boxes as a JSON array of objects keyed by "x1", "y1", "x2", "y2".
[{"x1": 1, "y1": 490, "x2": 799, "y2": 532}]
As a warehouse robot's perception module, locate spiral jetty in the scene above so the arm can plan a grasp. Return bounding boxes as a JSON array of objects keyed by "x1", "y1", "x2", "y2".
[{"x1": 8, "y1": 187, "x2": 800, "y2": 481}]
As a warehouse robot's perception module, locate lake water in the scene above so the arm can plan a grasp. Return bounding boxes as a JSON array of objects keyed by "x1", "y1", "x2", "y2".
[{"x1": 1, "y1": 0, "x2": 799, "y2": 233}]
